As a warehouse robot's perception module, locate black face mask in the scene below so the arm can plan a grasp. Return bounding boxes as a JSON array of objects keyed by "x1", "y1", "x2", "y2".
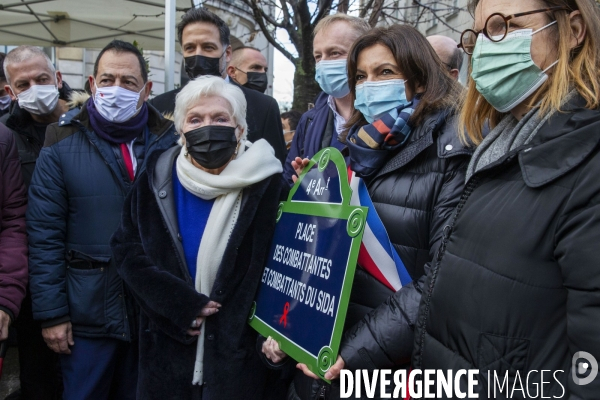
[
  {"x1": 184, "y1": 54, "x2": 223, "y2": 79},
  {"x1": 184, "y1": 125, "x2": 238, "y2": 170},
  {"x1": 241, "y1": 71, "x2": 268, "y2": 93}
]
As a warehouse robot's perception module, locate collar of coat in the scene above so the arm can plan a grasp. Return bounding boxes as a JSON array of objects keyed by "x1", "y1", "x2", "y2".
[
  {"x1": 374, "y1": 109, "x2": 474, "y2": 179},
  {"x1": 144, "y1": 145, "x2": 274, "y2": 283},
  {"x1": 515, "y1": 95, "x2": 600, "y2": 188}
]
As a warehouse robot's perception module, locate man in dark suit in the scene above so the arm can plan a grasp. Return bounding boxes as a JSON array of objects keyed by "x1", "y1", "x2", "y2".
[{"x1": 150, "y1": 7, "x2": 286, "y2": 164}]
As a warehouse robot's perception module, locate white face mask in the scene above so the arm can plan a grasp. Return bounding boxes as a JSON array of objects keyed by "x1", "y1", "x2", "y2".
[
  {"x1": 93, "y1": 81, "x2": 145, "y2": 123},
  {"x1": 0, "y1": 95, "x2": 11, "y2": 110},
  {"x1": 14, "y1": 83, "x2": 59, "y2": 115}
]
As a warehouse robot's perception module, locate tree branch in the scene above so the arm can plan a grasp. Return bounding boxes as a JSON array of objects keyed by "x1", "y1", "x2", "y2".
[
  {"x1": 367, "y1": 0, "x2": 385, "y2": 27},
  {"x1": 279, "y1": 0, "x2": 301, "y2": 49},
  {"x1": 359, "y1": 0, "x2": 376, "y2": 19},
  {"x1": 238, "y1": 0, "x2": 298, "y2": 63},
  {"x1": 336, "y1": 0, "x2": 349, "y2": 13},
  {"x1": 313, "y1": 0, "x2": 334, "y2": 25},
  {"x1": 412, "y1": 0, "x2": 463, "y2": 34}
]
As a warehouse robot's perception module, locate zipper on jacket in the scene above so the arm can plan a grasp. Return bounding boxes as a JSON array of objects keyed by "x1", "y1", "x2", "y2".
[
  {"x1": 417, "y1": 175, "x2": 480, "y2": 364},
  {"x1": 435, "y1": 177, "x2": 479, "y2": 262},
  {"x1": 318, "y1": 384, "x2": 326, "y2": 400}
]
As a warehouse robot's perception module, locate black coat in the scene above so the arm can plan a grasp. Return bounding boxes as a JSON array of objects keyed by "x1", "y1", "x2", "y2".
[
  {"x1": 413, "y1": 96, "x2": 600, "y2": 398},
  {"x1": 290, "y1": 110, "x2": 472, "y2": 400},
  {"x1": 149, "y1": 81, "x2": 287, "y2": 164},
  {"x1": 0, "y1": 81, "x2": 74, "y2": 187},
  {"x1": 110, "y1": 146, "x2": 285, "y2": 399}
]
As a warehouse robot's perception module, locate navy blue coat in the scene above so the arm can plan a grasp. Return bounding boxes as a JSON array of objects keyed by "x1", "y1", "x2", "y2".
[
  {"x1": 284, "y1": 92, "x2": 333, "y2": 187},
  {"x1": 26, "y1": 101, "x2": 177, "y2": 340}
]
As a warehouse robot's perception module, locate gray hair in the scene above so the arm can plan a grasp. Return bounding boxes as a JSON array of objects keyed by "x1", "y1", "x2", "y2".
[
  {"x1": 4, "y1": 46, "x2": 55, "y2": 84},
  {"x1": 174, "y1": 76, "x2": 248, "y2": 138},
  {"x1": 313, "y1": 13, "x2": 370, "y2": 39}
]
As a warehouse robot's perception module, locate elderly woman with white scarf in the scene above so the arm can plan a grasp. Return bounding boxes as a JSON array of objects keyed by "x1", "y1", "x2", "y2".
[{"x1": 110, "y1": 76, "x2": 284, "y2": 400}]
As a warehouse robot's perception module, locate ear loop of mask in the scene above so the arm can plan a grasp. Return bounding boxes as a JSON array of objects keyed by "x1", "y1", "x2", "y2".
[
  {"x1": 532, "y1": 20, "x2": 557, "y2": 35},
  {"x1": 533, "y1": 20, "x2": 559, "y2": 74},
  {"x1": 218, "y1": 49, "x2": 227, "y2": 76}
]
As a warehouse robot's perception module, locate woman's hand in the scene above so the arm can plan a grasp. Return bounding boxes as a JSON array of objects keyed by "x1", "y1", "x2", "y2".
[
  {"x1": 187, "y1": 301, "x2": 221, "y2": 336},
  {"x1": 297, "y1": 355, "x2": 345, "y2": 380},
  {"x1": 291, "y1": 157, "x2": 310, "y2": 183},
  {"x1": 261, "y1": 336, "x2": 288, "y2": 363}
]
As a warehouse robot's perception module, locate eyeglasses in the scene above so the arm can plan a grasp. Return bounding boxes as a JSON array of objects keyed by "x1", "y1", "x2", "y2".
[{"x1": 458, "y1": 6, "x2": 568, "y2": 55}]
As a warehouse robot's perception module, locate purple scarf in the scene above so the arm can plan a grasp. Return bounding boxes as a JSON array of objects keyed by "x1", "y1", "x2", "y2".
[{"x1": 87, "y1": 98, "x2": 148, "y2": 144}]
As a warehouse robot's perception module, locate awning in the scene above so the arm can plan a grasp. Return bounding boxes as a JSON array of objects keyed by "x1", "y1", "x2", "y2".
[
  {"x1": 0, "y1": 0, "x2": 192, "y2": 50},
  {"x1": 0, "y1": 0, "x2": 198, "y2": 90}
]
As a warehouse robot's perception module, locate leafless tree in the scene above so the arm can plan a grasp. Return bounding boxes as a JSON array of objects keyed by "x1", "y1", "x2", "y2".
[{"x1": 216, "y1": 0, "x2": 467, "y2": 110}]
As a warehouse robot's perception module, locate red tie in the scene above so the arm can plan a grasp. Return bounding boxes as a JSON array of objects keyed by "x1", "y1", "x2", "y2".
[{"x1": 120, "y1": 143, "x2": 135, "y2": 182}]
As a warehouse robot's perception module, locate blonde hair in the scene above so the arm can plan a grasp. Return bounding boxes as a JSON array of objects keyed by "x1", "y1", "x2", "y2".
[
  {"x1": 174, "y1": 76, "x2": 248, "y2": 138},
  {"x1": 459, "y1": 0, "x2": 600, "y2": 145},
  {"x1": 313, "y1": 13, "x2": 370, "y2": 39}
]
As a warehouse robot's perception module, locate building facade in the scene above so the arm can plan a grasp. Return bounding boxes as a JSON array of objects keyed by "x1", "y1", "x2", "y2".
[
  {"x1": 378, "y1": 0, "x2": 472, "y2": 81},
  {"x1": 4, "y1": 1, "x2": 276, "y2": 98}
]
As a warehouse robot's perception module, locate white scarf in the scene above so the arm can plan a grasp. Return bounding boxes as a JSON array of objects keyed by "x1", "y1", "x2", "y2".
[{"x1": 175, "y1": 138, "x2": 282, "y2": 385}]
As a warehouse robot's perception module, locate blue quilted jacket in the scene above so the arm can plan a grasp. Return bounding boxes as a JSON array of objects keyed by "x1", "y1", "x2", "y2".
[{"x1": 26, "y1": 101, "x2": 177, "y2": 340}]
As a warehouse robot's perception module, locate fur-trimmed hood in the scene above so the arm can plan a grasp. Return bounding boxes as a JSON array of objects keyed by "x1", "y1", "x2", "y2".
[{"x1": 67, "y1": 91, "x2": 90, "y2": 110}]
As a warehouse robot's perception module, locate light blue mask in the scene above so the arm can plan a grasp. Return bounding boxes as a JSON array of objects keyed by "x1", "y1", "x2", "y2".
[
  {"x1": 315, "y1": 59, "x2": 350, "y2": 98},
  {"x1": 0, "y1": 95, "x2": 11, "y2": 110},
  {"x1": 471, "y1": 21, "x2": 558, "y2": 113},
  {"x1": 354, "y1": 79, "x2": 409, "y2": 123}
]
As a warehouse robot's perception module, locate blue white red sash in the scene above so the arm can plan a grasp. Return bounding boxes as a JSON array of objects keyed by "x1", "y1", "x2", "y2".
[{"x1": 348, "y1": 167, "x2": 412, "y2": 291}]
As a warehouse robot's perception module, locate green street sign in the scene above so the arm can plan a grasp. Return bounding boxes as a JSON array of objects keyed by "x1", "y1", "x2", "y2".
[{"x1": 249, "y1": 147, "x2": 367, "y2": 381}]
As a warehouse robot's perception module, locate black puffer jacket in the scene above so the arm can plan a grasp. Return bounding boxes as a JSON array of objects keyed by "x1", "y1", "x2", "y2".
[
  {"x1": 413, "y1": 96, "x2": 600, "y2": 398},
  {"x1": 289, "y1": 109, "x2": 472, "y2": 400}
]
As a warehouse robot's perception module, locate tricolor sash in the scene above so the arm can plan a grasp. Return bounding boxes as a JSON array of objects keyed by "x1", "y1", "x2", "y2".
[{"x1": 348, "y1": 167, "x2": 412, "y2": 291}]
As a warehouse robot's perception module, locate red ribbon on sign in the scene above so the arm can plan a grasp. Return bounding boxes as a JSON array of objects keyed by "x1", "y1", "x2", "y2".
[{"x1": 279, "y1": 302, "x2": 290, "y2": 328}]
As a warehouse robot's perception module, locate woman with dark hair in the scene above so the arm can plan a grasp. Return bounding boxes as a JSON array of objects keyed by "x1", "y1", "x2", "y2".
[
  {"x1": 412, "y1": 0, "x2": 600, "y2": 397},
  {"x1": 266, "y1": 24, "x2": 472, "y2": 399}
]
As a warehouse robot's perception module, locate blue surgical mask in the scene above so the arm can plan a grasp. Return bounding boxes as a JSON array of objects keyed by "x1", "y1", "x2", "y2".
[
  {"x1": 315, "y1": 59, "x2": 350, "y2": 98},
  {"x1": 470, "y1": 21, "x2": 558, "y2": 113},
  {"x1": 0, "y1": 95, "x2": 11, "y2": 110},
  {"x1": 354, "y1": 79, "x2": 409, "y2": 123}
]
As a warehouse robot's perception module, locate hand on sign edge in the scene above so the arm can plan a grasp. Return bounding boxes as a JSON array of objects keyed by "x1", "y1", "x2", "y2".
[
  {"x1": 261, "y1": 336, "x2": 288, "y2": 364},
  {"x1": 296, "y1": 363, "x2": 320, "y2": 380},
  {"x1": 296, "y1": 355, "x2": 345, "y2": 381},
  {"x1": 324, "y1": 356, "x2": 345, "y2": 380},
  {"x1": 291, "y1": 157, "x2": 310, "y2": 183}
]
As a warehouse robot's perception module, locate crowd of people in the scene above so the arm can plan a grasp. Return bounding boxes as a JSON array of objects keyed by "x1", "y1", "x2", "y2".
[{"x1": 0, "y1": 0, "x2": 599, "y2": 399}]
